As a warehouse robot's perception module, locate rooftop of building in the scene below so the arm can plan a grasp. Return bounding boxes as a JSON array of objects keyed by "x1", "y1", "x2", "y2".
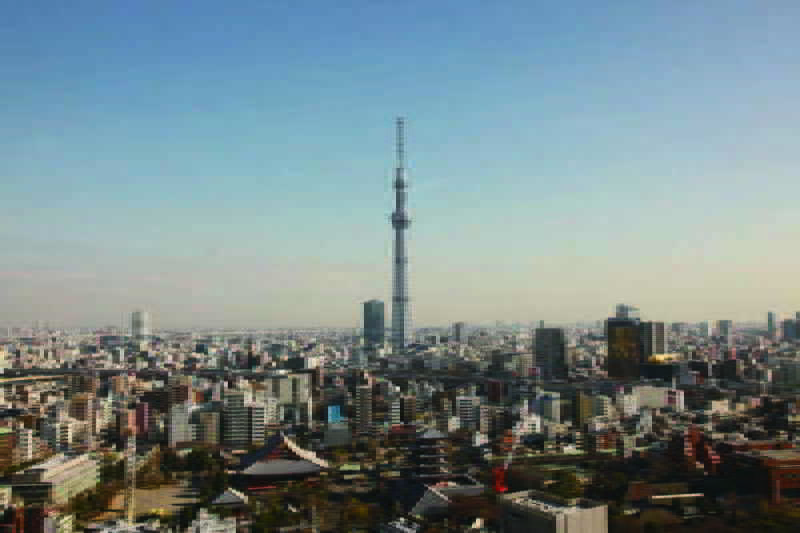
[
  {"x1": 502, "y1": 489, "x2": 606, "y2": 516},
  {"x1": 84, "y1": 519, "x2": 162, "y2": 533},
  {"x1": 27, "y1": 453, "x2": 89, "y2": 472},
  {"x1": 737, "y1": 448, "x2": 800, "y2": 463}
]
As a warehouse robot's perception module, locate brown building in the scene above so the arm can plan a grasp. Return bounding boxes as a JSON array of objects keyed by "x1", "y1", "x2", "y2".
[
  {"x1": 0, "y1": 429, "x2": 13, "y2": 470},
  {"x1": 69, "y1": 375, "x2": 98, "y2": 397},
  {"x1": 400, "y1": 395, "x2": 417, "y2": 425},
  {"x1": 574, "y1": 391, "x2": 593, "y2": 428},
  {"x1": 170, "y1": 383, "x2": 192, "y2": 407},
  {"x1": 111, "y1": 375, "x2": 129, "y2": 396},
  {"x1": 69, "y1": 394, "x2": 92, "y2": 422}
]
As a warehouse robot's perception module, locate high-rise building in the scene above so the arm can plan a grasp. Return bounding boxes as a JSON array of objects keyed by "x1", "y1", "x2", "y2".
[
  {"x1": 639, "y1": 321, "x2": 665, "y2": 360},
  {"x1": 135, "y1": 402, "x2": 149, "y2": 436},
  {"x1": 131, "y1": 310, "x2": 152, "y2": 339},
  {"x1": 0, "y1": 429, "x2": 13, "y2": 470},
  {"x1": 197, "y1": 411, "x2": 220, "y2": 446},
  {"x1": 574, "y1": 391, "x2": 594, "y2": 427},
  {"x1": 781, "y1": 319, "x2": 797, "y2": 342},
  {"x1": 248, "y1": 404, "x2": 266, "y2": 446},
  {"x1": 453, "y1": 322, "x2": 466, "y2": 344},
  {"x1": 168, "y1": 402, "x2": 193, "y2": 448},
  {"x1": 607, "y1": 318, "x2": 642, "y2": 380},
  {"x1": 389, "y1": 397, "x2": 401, "y2": 426},
  {"x1": 363, "y1": 300, "x2": 385, "y2": 347},
  {"x1": 716, "y1": 320, "x2": 733, "y2": 344},
  {"x1": 615, "y1": 304, "x2": 640, "y2": 320},
  {"x1": 169, "y1": 376, "x2": 193, "y2": 407},
  {"x1": 768, "y1": 311, "x2": 777, "y2": 339},
  {"x1": 534, "y1": 328, "x2": 567, "y2": 381},
  {"x1": 400, "y1": 395, "x2": 417, "y2": 424},
  {"x1": 69, "y1": 394, "x2": 92, "y2": 422},
  {"x1": 223, "y1": 391, "x2": 249, "y2": 448},
  {"x1": 390, "y1": 118, "x2": 412, "y2": 351},
  {"x1": 456, "y1": 396, "x2": 482, "y2": 431},
  {"x1": 15, "y1": 428, "x2": 34, "y2": 464},
  {"x1": 355, "y1": 385, "x2": 372, "y2": 435}
]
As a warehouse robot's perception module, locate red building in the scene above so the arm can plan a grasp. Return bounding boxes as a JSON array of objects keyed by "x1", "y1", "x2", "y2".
[
  {"x1": 135, "y1": 402, "x2": 149, "y2": 436},
  {"x1": 731, "y1": 448, "x2": 800, "y2": 503}
]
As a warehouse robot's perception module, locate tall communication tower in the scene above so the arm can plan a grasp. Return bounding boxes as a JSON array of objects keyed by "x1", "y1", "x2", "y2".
[
  {"x1": 391, "y1": 117, "x2": 412, "y2": 351},
  {"x1": 124, "y1": 434, "x2": 136, "y2": 523}
]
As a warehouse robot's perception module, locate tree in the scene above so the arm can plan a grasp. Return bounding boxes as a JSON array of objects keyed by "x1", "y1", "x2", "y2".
[
  {"x1": 549, "y1": 471, "x2": 583, "y2": 499},
  {"x1": 587, "y1": 466, "x2": 629, "y2": 504},
  {"x1": 186, "y1": 448, "x2": 212, "y2": 472}
]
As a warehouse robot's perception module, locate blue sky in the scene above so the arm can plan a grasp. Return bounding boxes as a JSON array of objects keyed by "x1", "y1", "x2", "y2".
[{"x1": 2, "y1": 1, "x2": 799, "y2": 328}]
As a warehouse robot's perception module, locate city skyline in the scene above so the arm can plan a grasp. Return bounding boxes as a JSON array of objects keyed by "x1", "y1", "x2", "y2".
[{"x1": 3, "y1": 2, "x2": 800, "y2": 328}]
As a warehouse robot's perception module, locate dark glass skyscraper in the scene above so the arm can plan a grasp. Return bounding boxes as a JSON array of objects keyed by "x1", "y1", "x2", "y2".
[
  {"x1": 639, "y1": 321, "x2": 665, "y2": 360},
  {"x1": 535, "y1": 327, "x2": 568, "y2": 381},
  {"x1": 607, "y1": 318, "x2": 642, "y2": 380},
  {"x1": 363, "y1": 299, "x2": 385, "y2": 347}
]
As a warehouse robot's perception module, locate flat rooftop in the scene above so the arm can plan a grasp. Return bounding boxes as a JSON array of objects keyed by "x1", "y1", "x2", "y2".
[
  {"x1": 741, "y1": 448, "x2": 800, "y2": 462},
  {"x1": 503, "y1": 490, "x2": 605, "y2": 516}
]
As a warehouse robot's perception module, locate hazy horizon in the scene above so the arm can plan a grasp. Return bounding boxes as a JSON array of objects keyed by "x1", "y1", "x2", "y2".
[{"x1": 2, "y1": 2, "x2": 799, "y2": 328}]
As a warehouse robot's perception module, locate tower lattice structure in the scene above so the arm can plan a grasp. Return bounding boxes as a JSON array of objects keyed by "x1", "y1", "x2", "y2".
[{"x1": 391, "y1": 117, "x2": 411, "y2": 351}]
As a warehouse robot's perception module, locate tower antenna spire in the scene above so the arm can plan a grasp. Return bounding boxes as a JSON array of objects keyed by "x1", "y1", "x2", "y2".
[{"x1": 396, "y1": 117, "x2": 405, "y2": 170}]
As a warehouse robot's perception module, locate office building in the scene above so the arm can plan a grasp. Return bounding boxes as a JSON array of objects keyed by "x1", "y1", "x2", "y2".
[
  {"x1": 606, "y1": 318, "x2": 642, "y2": 380},
  {"x1": 197, "y1": 411, "x2": 220, "y2": 446},
  {"x1": 69, "y1": 394, "x2": 92, "y2": 422},
  {"x1": 716, "y1": 320, "x2": 733, "y2": 343},
  {"x1": 42, "y1": 420, "x2": 73, "y2": 452},
  {"x1": 538, "y1": 393, "x2": 561, "y2": 424},
  {"x1": 453, "y1": 322, "x2": 466, "y2": 343},
  {"x1": 389, "y1": 397, "x2": 401, "y2": 426},
  {"x1": 400, "y1": 395, "x2": 417, "y2": 424},
  {"x1": 15, "y1": 427, "x2": 34, "y2": 463},
  {"x1": 263, "y1": 373, "x2": 312, "y2": 409},
  {"x1": 168, "y1": 402, "x2": 194, "y2": 448},
  {"x1": 767, "y1": 311, "x2": 777, "y2": 339},
  {"x1": 535, "y1": 328, "x2": 568, "y2": 381},
  {"x1": 0, "y1": 429, "x2": 12, "y2": 470},
  {"x1": 574, "y1": 391, "x2": 594, "y2": 427},
  {"x1": 639, "y1": 321, "x2": 666, "y2": 360},
  {"x1": 248, "y1": 404, "x2": 266, "y2": 446},
  {"x1": 780, "y1": 319, "x2": 796, "y2": 341},
  {"x1": 456, "y1": 396, "x2": 482, "y2": 431},
  {"x1": 131, "y1": 310, "x2": 152, "y2": 340},
  {"x1": 223, "y1": 392, "x2": 249, "y2": 448},
  {"x1": 11, "y1": 453, "x2": 100, "y2": 505},
  {"x1": 135, "y1": 402, "x2": 149, "y2": 436},
  {"x1": 615, "y1": 304, "x2": 640, "y2": 320},
  {"x1": 499, "y1": 490, "x2": 608, "y2": 533},
  {"x1": 265, "y1": 397, "x2": 279, "y2": 426},
  {"x1": 355, "y1": 385, "x2": 373, "y2": 435},
  {"x1": 363, "y1": 300, "x2": 385, "y2": 347},
  {"x1": 187, "y1": 509, "x2": 236, "y2": 533}
]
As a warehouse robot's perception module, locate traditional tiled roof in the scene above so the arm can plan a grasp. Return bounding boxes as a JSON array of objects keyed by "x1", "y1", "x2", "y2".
[
  {"x1": 240, "y1": 458, "x2": 321, "y2": 476},
  {"x1": 211, "y1": 487, "x2": 249, "y2": 506}
]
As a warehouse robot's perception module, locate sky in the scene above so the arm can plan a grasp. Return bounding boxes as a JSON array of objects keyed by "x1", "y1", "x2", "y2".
[{"x1": 2, "y1": 1, "x2": 799, "y2": 329}]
